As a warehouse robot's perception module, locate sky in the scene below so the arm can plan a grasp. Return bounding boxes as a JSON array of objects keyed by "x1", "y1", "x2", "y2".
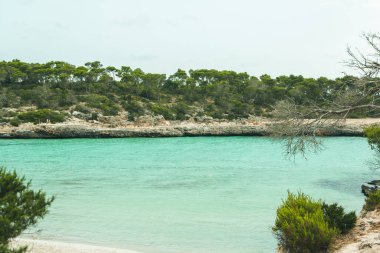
[{"x1": 0, "y1": 0, "x2": 379, "y2": 78}]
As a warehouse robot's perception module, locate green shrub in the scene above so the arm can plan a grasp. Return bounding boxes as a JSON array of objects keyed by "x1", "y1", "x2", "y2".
[
  {"x1": 149, "y1": 104, "x2": 175, "y2": 120},
  {"x1": 322, "y1": 203, "x2": 356, "y2": 234},
  {"x1": 364, "y1": 189, "x2": 380, "y2": 211},
  {"x1": 0, "y1": 244, "x2": 26, "y2": 253},
  {"x1": 273, "y1": 192, "x2": 338, "y2": 253},
  {"x1": 228, "y1": 100, "x2": 251, "y2": 119},
  {"x1": 9, "y1": 118, "x2": 21, "y2": 127},
  {"x1": 207, "y1": 108, "x2": 225, "y2": 119},
  {"x1": 83, "y1": 94, "x2": 119, "y2": 116},
  {"x1": 173, "y1": 102, "x2": 190, "y2": 120},
  {"x1": 123, "y1": 99, "x2": 145, "y2": 121},
  {"x1": 364, "y1": 125, "x2": 380, "y2": 152},
  {"x1": 0, "y1": 117, "x2": 8, "y2": 124},
  {"x1": 0, "y1": 167, "x2": 54, "y2": 252},
  {"x1": 91, "y1": 112, "x2": 98, "y2": 121},
  {"x1": 0, "y1": 111, "x2": 17, "y2": 118},
  {"x1": 73, "y1": 104, "x2": 92, "y2": 114},
  {"x1": 17, "y1": 109, "x2": 65, "y2": 124},
  {"x1": 0, "y1": 114, "x2": 21, "y2": 127}
]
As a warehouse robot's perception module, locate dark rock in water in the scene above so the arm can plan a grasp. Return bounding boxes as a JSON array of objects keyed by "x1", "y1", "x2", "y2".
[
  {"x1": 362, "y1": 182, "x2": 380, "y2": 197},
  {"x1": 368, "y1": 180, "x2": 380, "y2": 186}
]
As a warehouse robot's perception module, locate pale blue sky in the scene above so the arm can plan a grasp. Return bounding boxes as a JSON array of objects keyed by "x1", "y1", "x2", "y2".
[{"x1": 0, "y1": 0, "x2": 379, "y2": 77}]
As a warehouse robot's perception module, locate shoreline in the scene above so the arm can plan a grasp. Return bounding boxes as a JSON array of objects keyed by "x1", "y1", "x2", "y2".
[
  {"x1": 12, "y1": 238, "x2": 144, "y2": 253},
  {"x1": 1, "y1": 118, "x2": 379, "y2": 139}
]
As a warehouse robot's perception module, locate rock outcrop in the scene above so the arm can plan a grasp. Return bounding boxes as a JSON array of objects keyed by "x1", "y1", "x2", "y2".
[
  {"x1": 0, "y1": 118, "x2": 371, "y2": 139},
  {"x1": 362, "y1": 180, "x2": 380, "y2": 197},
  {"x1": 333, "y1": 209, "x2": 380, "y2": 253},
  {"x1": 0, "y1": 123, "x2": 268, "y2": 138}
]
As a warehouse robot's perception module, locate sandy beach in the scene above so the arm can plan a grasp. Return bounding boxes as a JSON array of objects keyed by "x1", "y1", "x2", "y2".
[{"x1": 12, "y1": 238, "x2": 143, "y2": 253}]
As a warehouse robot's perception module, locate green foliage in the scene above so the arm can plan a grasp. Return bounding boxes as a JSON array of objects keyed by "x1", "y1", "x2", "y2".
[
  {"x1": 0, "y1": 90, "x2": 20, "y2": 108},
  {"x1": 73, "y1": 104, "x2": 92, "y2": 114},
  {"x1": 123, "y1": 98, "x2": 146, "y2": 121},
  {"x1": 173, "y1": 102, "x2": 190, "y2": 120},
  {"x1": 273, "y1": 192, "x2": 338, "y2": 253},
  {"x1": 322, "y1": 203, "x2": 356, "y2": 234},
  {"x1": 0, "y1": 60, "x2": 376, "y2": 122},
  {"x1": 0, "y1": 167, "x2": 54, "y2": 252},
  {"x1": 364, "y1": 189, "x2": 380, "y2": 211},
  {"x1": 149, "y1": 104, "x2": 175, "y2": 120},
  {"x1": 364, "y1": 125, "x2": 380, "y2": 152},
  {"x1": 0, "y1": 244, "x2": 27, "y2": 253},
  {"x1": 82, "y1": 94, "x2": 119, "y2": 116},
  {"x1": 9, "y1": 118, "x2": 21, "y2": 127},
  {"x1": 17, "y1": 109, "x2": 65, "y2": 124},
  {"x1": 363, "y1": 126, "x2": 380, "y2": 211}
]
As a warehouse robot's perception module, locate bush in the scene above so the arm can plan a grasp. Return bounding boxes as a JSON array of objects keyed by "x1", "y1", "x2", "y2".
[
  {"x1": 72, "y1": 104, "x2": 92, "y2": 114},
  {"x1": 322, "y1": 203, "x2": 356, "y2": 234},
  {"x1": 364, "y1": 125, "x2": 380, "y2": 152},
  {"x1": 273, "y1": 192, "x2": 338, "y2": 253},
  {"x1": 0, "y1": 244, "x2": 26, "y2": 253},
  {"x1": 149, "y1": 104, "x2": 175, "y2": 120},
  {"x1": 17, "y1": 109, "x2": 65, "y2": 124},
  {"x1": 83, "y1": 94, "x2": 120, "y2": 116},
  {"x1": 364, "y1": 189, "x2": 380, "y2": 211},
  {"x1": 0, "y1": 167, "x2": 54, "y2": 252},
  {"x1": 173, "y1": 102, "x2": 190, "y2": 120},
  {"x1": 9, "y1": 118, "x2": 21, "y2": 127},
  {"x1": 123, "y1": 99, "x2": 145, "y2": 121},
  {"x1": 0, "y1": 117, "x2": 8, "y2": 124}
]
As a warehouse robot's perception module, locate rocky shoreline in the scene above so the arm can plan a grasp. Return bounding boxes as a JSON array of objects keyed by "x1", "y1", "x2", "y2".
[
  {"x1": 333, "y1": 209, "x2": 380, "y2": 253},
  {"x1": 0, "y1": 123, "x2": 267, "y2": 138},
  {"x1": 0, "y1": 118, "x2": 379, "y2": 139}
]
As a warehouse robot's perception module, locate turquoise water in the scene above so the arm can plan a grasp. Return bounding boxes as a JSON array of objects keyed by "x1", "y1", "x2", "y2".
[{"x1": 0, "y1": 137, "x2": 378, "y2": 253}]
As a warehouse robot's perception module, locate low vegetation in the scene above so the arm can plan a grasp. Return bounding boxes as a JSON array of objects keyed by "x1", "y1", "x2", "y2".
[
  {"x1": 362, "y1": 125, "x2": 380, "y2": 211},
  {"x1": 0, "y1": 109, "x2": 66, "y2": 126},
  {"x1": 273, "y1": 192, "x2": 356, "y2": 253},
  {"x1": 364, "y1": 189, "x2": 380, "y2": 211},
  {"x1": 17, "y1": 109, "x2": 66, "y2": 124},
  {"x1": 0, "y1": 167, "x2": 54, "y2": 252},
  {"x1": 364, "y1": 125, "x2": 380, "y2": 152},
  {"x1": 322, "y1": 202, "x2": 356, "y2": 234}
]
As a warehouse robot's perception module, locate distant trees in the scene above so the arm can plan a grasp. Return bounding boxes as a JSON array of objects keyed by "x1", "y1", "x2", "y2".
[
  {"x1": 0, "y1": 167, "x2": 54, "y2": 253},
  {"x1": 0, "y1": 56, "x2": 375, "y2": 124}
]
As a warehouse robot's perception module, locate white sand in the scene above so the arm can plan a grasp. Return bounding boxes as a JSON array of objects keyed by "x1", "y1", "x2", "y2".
[{"x1": 12, "y1": 238, "x2": 143, "y2": 253}]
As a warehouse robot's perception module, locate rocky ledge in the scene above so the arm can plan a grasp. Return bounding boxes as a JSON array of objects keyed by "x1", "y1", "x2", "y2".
[
  {"x1": 0, "y1": 123, "x2": 268, "y2": 138},
  {"x1": 0, "y1": 118, "x2": 377, "y2": 139},
  {"x1": 332, "y1": 209, "x2": 380, "y2": 253}
]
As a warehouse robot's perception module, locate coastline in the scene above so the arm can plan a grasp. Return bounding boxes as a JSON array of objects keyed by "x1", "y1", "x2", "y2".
[
  {"x1": 1, "y1": 118, "x2": 379, "y2": 139},
  {"x1": 332, "y1": 209, "x2": 380, "y2": 252},
  {"x1": 12, "y1": 238, "x2": 143, "y2": 253}
]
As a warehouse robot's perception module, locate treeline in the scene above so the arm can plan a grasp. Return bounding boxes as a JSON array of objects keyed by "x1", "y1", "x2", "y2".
[{"x1": 0, "y1": 59, "x2": 375, "y2": 124}]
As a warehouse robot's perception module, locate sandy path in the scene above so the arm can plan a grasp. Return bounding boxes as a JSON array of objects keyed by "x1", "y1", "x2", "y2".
[{"x1": 12, "y1": 238, "x2": 143, "y2": 253}]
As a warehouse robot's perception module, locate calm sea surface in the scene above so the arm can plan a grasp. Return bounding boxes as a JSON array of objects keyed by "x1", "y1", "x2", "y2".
[{"x1": 0, "y1": 137, "x2": 378, "y2": 253}]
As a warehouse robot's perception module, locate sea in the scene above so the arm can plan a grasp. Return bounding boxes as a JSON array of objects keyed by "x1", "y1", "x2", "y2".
[{"x1": 0, "y1": 137, "x2": 377, "y2": 253}]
